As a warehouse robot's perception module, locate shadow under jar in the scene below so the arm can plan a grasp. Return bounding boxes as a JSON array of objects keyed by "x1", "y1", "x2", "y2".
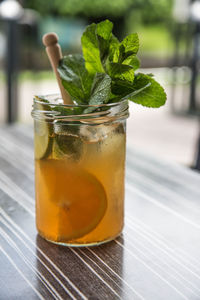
[{"x1": 32, "y1": 94, "x2": 129, "y2": 247}]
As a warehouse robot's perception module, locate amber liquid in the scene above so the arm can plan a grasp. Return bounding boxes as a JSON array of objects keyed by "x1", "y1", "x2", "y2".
[{"x1": 35, "y1": 123, "x2": 126, "y2": 246}]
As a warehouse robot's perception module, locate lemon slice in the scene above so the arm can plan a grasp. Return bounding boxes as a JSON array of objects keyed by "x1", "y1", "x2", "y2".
[
  {"x1": 34, "y1": 121, "x2": 53, "y2": 159},
  {"x1": 39, "y1": 159, "x2": 107, "y2": 241}
]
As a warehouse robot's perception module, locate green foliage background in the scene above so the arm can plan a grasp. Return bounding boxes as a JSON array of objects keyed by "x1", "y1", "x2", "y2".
[{"x1": 24, "y1": 0, "x2": 173, "y2": 24}]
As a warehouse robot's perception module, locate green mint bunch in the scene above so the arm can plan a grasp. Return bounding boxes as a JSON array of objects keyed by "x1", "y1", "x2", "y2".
[{"x1": 57, "y1": 20, "x2": 166, "y2": 108}]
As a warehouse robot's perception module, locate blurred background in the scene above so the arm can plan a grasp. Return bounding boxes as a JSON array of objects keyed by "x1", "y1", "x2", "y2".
[{"x1": 0, "y1": 0, "x2": 200, "y2": 169}]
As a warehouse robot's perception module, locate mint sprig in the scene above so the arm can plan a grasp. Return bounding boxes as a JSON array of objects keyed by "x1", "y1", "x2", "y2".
[{"x1": 57, "y1": 19, "x2": 166, "y2": 109}]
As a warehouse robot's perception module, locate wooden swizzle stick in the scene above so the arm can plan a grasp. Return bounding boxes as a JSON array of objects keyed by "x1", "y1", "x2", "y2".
[{"x1": 42, "y1": 32, "x2": 72, "y2": 104}]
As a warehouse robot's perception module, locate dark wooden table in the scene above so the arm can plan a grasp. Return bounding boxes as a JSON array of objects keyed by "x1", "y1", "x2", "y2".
[{"x1": 1, "y1": 125, "x2": 200, "y2": 300}]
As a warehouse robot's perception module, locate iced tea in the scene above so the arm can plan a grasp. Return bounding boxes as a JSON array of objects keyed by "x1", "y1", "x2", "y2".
[{"x1": 33, "y1": 96, "x2": 128, "y2": 246}]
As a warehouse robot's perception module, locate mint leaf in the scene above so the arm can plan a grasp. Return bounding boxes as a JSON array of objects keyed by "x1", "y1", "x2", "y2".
[
  {"x1": 96, "y1": 20, "x2": 113, "y2": 67},
  {"x1": 111, "y1": 79, "x2": 134, "y2": 96},
  {"x1": 89, "y1": 73, "x2": 111, "y2": 105},
  {"x1": 83, "y1": 73, "x2": 111, "y2": 114},
  {"x1": 81, "y1": 23, "x2": 104, "y2": 75},
  {"x1": 82, "y1": 20, "x2": 115, "y2": 74},
  {"x1": 58, "y1": 54, "x2": 93, "y2": 104},
  {"x1": 53, "y1": 105, "x2": 83, "y2": 116},
  {"x1": 112, "y1": 33, "x2": 139, "y2": 64},
  {"x1": 119, "y1": 33, "x2": 139, "y2": 61},
  {"x1": 107, "y1": 33, "x2": 139, "y2": 85},
  {"x1": 96, "y1": 19, "x2": 113, "y2": 40},
  {"x1": 108, "y1": 62, "x2": 134, "y2": 83},
  {"x1": 108, "y1": 34, "x2": 119, "y2": 62},
  {"x1": 123, "y1": 55, "x2": 140, "y2": 71},
  {"x1": 124, "y1": 73, "x2": 166, "y2": 108}
]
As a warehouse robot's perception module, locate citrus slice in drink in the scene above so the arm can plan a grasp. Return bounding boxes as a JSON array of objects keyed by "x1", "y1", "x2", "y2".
[
  {"x1": 34, "y1": 121, "x2": 53, "y2": 159},
  {"x1": 39, "y1": 159, "x2": 107, "y2": 241},
  {"x1": 34, "y1": 97, "x2": 53, "y2": 160}
]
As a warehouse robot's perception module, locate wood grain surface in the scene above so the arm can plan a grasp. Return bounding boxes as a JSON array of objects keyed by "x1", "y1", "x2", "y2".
[{"x1": 0, "y1": 125, "x2": 200, "y2": 300}]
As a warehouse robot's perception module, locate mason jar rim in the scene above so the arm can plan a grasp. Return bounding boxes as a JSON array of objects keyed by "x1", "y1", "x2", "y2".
[
  {"x1": 32, "y1": 93, "x2": 129, "y2": 124},
  {"x1": 33, "y1": 93, "x2": 128, "y2": 109}
]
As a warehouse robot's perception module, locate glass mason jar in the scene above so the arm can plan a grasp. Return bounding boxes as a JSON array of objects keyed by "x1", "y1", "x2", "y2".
[{"x1": 32, "y1": 94, "x2": 129, "y2": 247}]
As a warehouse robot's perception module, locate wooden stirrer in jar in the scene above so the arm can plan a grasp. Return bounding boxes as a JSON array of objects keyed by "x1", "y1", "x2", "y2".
[{"x1": 42, "y1": 33, "x2": 72, "y2": 104}]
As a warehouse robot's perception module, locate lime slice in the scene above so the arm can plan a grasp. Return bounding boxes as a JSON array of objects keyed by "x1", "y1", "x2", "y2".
[
  {"x1": 34, "y1": 121, "x2": 53, "y2": 159},
  {"x1": 38, "y1": 159, "x2": 107, "y2": 241},
  {"x1": 34, "y1": 97, "x2": 54, "y2": 160}
]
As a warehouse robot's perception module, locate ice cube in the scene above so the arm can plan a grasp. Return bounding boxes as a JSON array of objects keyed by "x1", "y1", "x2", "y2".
[
  {"x1": 80, "y1": 123, "x2": 124, "y2": 143},
  {"x1": 80, "y1": 125, "x2": 108, "y2": 143},
  {"x1": 53, "y1": 131, "x2": 85, "y2": 161},
  {"x1": 54, "y1": 122, "x2": 80, "y2": 136}
]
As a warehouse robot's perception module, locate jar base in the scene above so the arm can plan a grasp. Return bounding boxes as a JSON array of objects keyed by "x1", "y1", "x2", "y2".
[{"x1": 38, "y1": 231, "x2": 122, "y2": 247}]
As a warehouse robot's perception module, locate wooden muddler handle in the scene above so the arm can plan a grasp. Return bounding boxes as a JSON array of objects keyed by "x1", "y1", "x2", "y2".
[{"x1": 42, "y1": 33, "x2": 72, "y2": 104}]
